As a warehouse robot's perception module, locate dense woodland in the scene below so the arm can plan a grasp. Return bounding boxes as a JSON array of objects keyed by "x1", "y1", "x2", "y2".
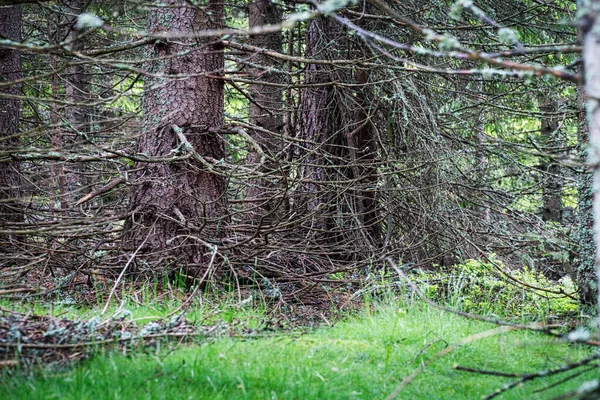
[
  {"x1": 3, "y1": 0, "x2": 600, "y2": 396},
  {"x1": 0, "y1": 0, "x2": 590, "y2": 295}
]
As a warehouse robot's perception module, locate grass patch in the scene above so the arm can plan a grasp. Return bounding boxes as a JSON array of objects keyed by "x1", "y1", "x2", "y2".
[
  {"x1": 2, "y1": 303, "x2": 594, "y2": 399},
  {"x1": 0, "y1": 289, "x2": 270, "y2": 329}
]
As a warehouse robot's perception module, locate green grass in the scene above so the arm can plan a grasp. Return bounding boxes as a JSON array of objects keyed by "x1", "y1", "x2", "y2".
[
  {"x1": 1, "y1": 303, "x2": 595, "y2": 400},
  {"x1": 0, "y1": 289, "x2": 270, "y2": 329}
]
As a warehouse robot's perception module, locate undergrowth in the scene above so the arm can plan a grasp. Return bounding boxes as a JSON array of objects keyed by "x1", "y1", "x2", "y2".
[
  {"x1": 414, "y1": 256, "x2": 579, "y2": 321},
  {"x1": 1, "y1": 258, "x2": 594, "y2": 399},
  {"x1": 1, "y1": 303, "x2": 595, "y2": 400}
]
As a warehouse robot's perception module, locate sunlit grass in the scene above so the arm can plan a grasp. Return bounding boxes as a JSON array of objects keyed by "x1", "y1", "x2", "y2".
[{"x1": 2, "y1": 303, "x2": 594, "y2": 400}]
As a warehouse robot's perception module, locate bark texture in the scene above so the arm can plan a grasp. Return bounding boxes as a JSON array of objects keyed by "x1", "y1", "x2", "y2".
[
  {"x1": 125, "y1": 0, "x2": 228, "y2": 266},
  {"x1": 540, "y1": 100, "x2": 562, "y2": 222},
  {"x1": 0, "y1": 5, "x2": 23, "y2": 249},
  {"x1": 246, "y1": 0, "x2": 283, "y2": 221},
  {"x1": 351, "y1": 17, "x2": 380, "y2": 243},
  {"x1": 298, "y1": 16, "x2": 380, "y2": 247},
  {"x1": 298, "y1": 17, "x2": 341, "y2": 235}
]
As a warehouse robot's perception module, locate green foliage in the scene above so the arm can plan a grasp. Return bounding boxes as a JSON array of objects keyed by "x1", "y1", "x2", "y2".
[
  {"x1": 2, "y1": 304, "x2": 593, "y2": 399},
  {"x1": 417, "y1": 257, "x2": 579, "y2": 320}
]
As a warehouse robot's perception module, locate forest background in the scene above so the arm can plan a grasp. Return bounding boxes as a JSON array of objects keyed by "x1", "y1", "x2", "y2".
[{"x1": 3, "y1": 0, "x2": 600, "y2": 398}]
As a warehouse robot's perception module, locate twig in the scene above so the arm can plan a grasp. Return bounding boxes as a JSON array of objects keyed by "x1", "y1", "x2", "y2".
[
  {"x1": 101, "y1": 220, "x2": 156, "y2": 315},
  {"x1": 0, "y1": 288, "x2": 38, "y2": 296},
  {"x1": 165, "y1": 237, "x2": 218, "y2": 319},
  {"x1": 454, "y1": 365, "x2": 521, "y2": 377},
  {"x1": 481, "y1": 354, "x2": 600, "y2": 399},
  {"x1": 74, "y1": 177, "x2": 126, "y2": 206},
  {"x1": 385, "y1": 326, "x2": 515, "y2": 400},
  {"x1": 385, "y1": 257, "x2": 562, "y2": 333}
]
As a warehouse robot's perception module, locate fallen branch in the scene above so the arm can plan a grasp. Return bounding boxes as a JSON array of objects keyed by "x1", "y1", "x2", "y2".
[
  {"x1": 385, "y1": 326, "x2": 516, "y2": 399},
  {"x1": 74, "y1": 177, "x2": 126, "y2": 206}
]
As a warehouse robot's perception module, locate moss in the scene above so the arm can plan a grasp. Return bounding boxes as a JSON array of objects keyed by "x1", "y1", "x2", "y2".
[{"x1": 416, "y1": 256, "x2": 580, "y2": 319}]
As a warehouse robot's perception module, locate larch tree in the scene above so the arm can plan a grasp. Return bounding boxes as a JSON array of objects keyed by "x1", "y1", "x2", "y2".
[
  {"x1": 0, "y1": 4, "x2": 23, "y2": 251},
  {"x1": 125, "y1": 0, "x2": 228, "y2": 268}
]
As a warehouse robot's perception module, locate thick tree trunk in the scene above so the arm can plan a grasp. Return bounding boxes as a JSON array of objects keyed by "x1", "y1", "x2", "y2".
[
  {"x1": 125, "y1": 0, "x2": 228, "y2": 267},
  {"x1": 246, "y1": 0, "x2": 283, "y2": 222},
  {"x1": 540, "y1": 100, "x2": 562, "y2": 223},
  {"x1": 0, "y1": 5, "x2": 23, "y2": 250}
]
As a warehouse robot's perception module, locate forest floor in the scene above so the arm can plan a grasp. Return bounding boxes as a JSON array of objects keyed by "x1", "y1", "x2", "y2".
[{"x1": 0, "y1": 288, "x2": 596, "y2": 400}]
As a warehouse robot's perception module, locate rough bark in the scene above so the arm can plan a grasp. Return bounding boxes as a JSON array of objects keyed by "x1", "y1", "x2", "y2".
[
  {"x1": 351, "y1": 18, "x2": 380, "y2": 244},
  {"x1": 298, "y1": 17, "x2": 341, "y2": 235},
  {"x1": 125, "y1": 0, "x2": 228, "y2": 267},
  {"x1": 0, "y1": 5, "x2": 23, "y2": 249},
  {"x1": 540, "y1": 100, "x2": 562, "y2": 222},
  {"x1": 298, "y1": 15, "x2": 380, "y2": 247},
  {"x1": 246, "y1": 0, "x2": 283, "y2": 222}
]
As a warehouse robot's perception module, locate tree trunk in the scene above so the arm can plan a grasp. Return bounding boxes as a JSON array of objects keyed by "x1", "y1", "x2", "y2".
[
  {"x1": 298, "y1": 17, "x2": 340, "y2": 236},
  {"x1": 0, "y1": 5, "x2": 23, "y2": 250},
  {"x1": 540, "y1": 100, "x2": 562, "y2": 222},
  {"x1": 582, "y1": 0, "x2": 600, "y2": 310},
  {"x1": 125, "y1": 0, "x2": 228, "y2": 268},
  {"x1": 246, "y1": 0, "x2": 283, "y2": 223},
  {"x1": 297, "y1": 15, "x2": 380, "y2": 249},
  {"x1": 64, "y1": 0, "x2": 92, "y2": 203},
  {"x1": 350, "y1": 17, "x2": 380, "y2": 244},
  {"x1": 577, "y1": 25, "x2": 596, "y2": 306}
]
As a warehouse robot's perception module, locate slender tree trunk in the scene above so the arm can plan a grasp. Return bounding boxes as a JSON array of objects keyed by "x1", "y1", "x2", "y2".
[
  {"x1": 0, "y1": 5, "x2": 23, "y2": 250},
  {"x1": 582, "y1": 0, "x2": 600, "y2": 311},
  {"x1": 64, "y1": 0, "x2": 92, "y2": 202},
  {"x1": 540, "y1": 100, "x2": 562, "y2": 222},
  {"x1": 48, "y1": 2, "x2": 88, "y2": 212},
  {"x1": 125, "y1": 0, "x2": 228, "y2": 267},
  {"x1": 298, "y1": 17, "x2": 340, "y2": 235},
  {"x1": 350, "y1": 19, "x2": 380, "y2": 244},
  {"x1": 246, "y1": 0, "x2": 283, "y2": 222},
  {"x1": 473, "y1": 80, "x2": 491, "y2": 223},
  {"x1": 577, "y1": 25, "x2": 596, "y2": 305},
  {"x1": 49, "y1": 55, "x2": 67, "y2": 214}
]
